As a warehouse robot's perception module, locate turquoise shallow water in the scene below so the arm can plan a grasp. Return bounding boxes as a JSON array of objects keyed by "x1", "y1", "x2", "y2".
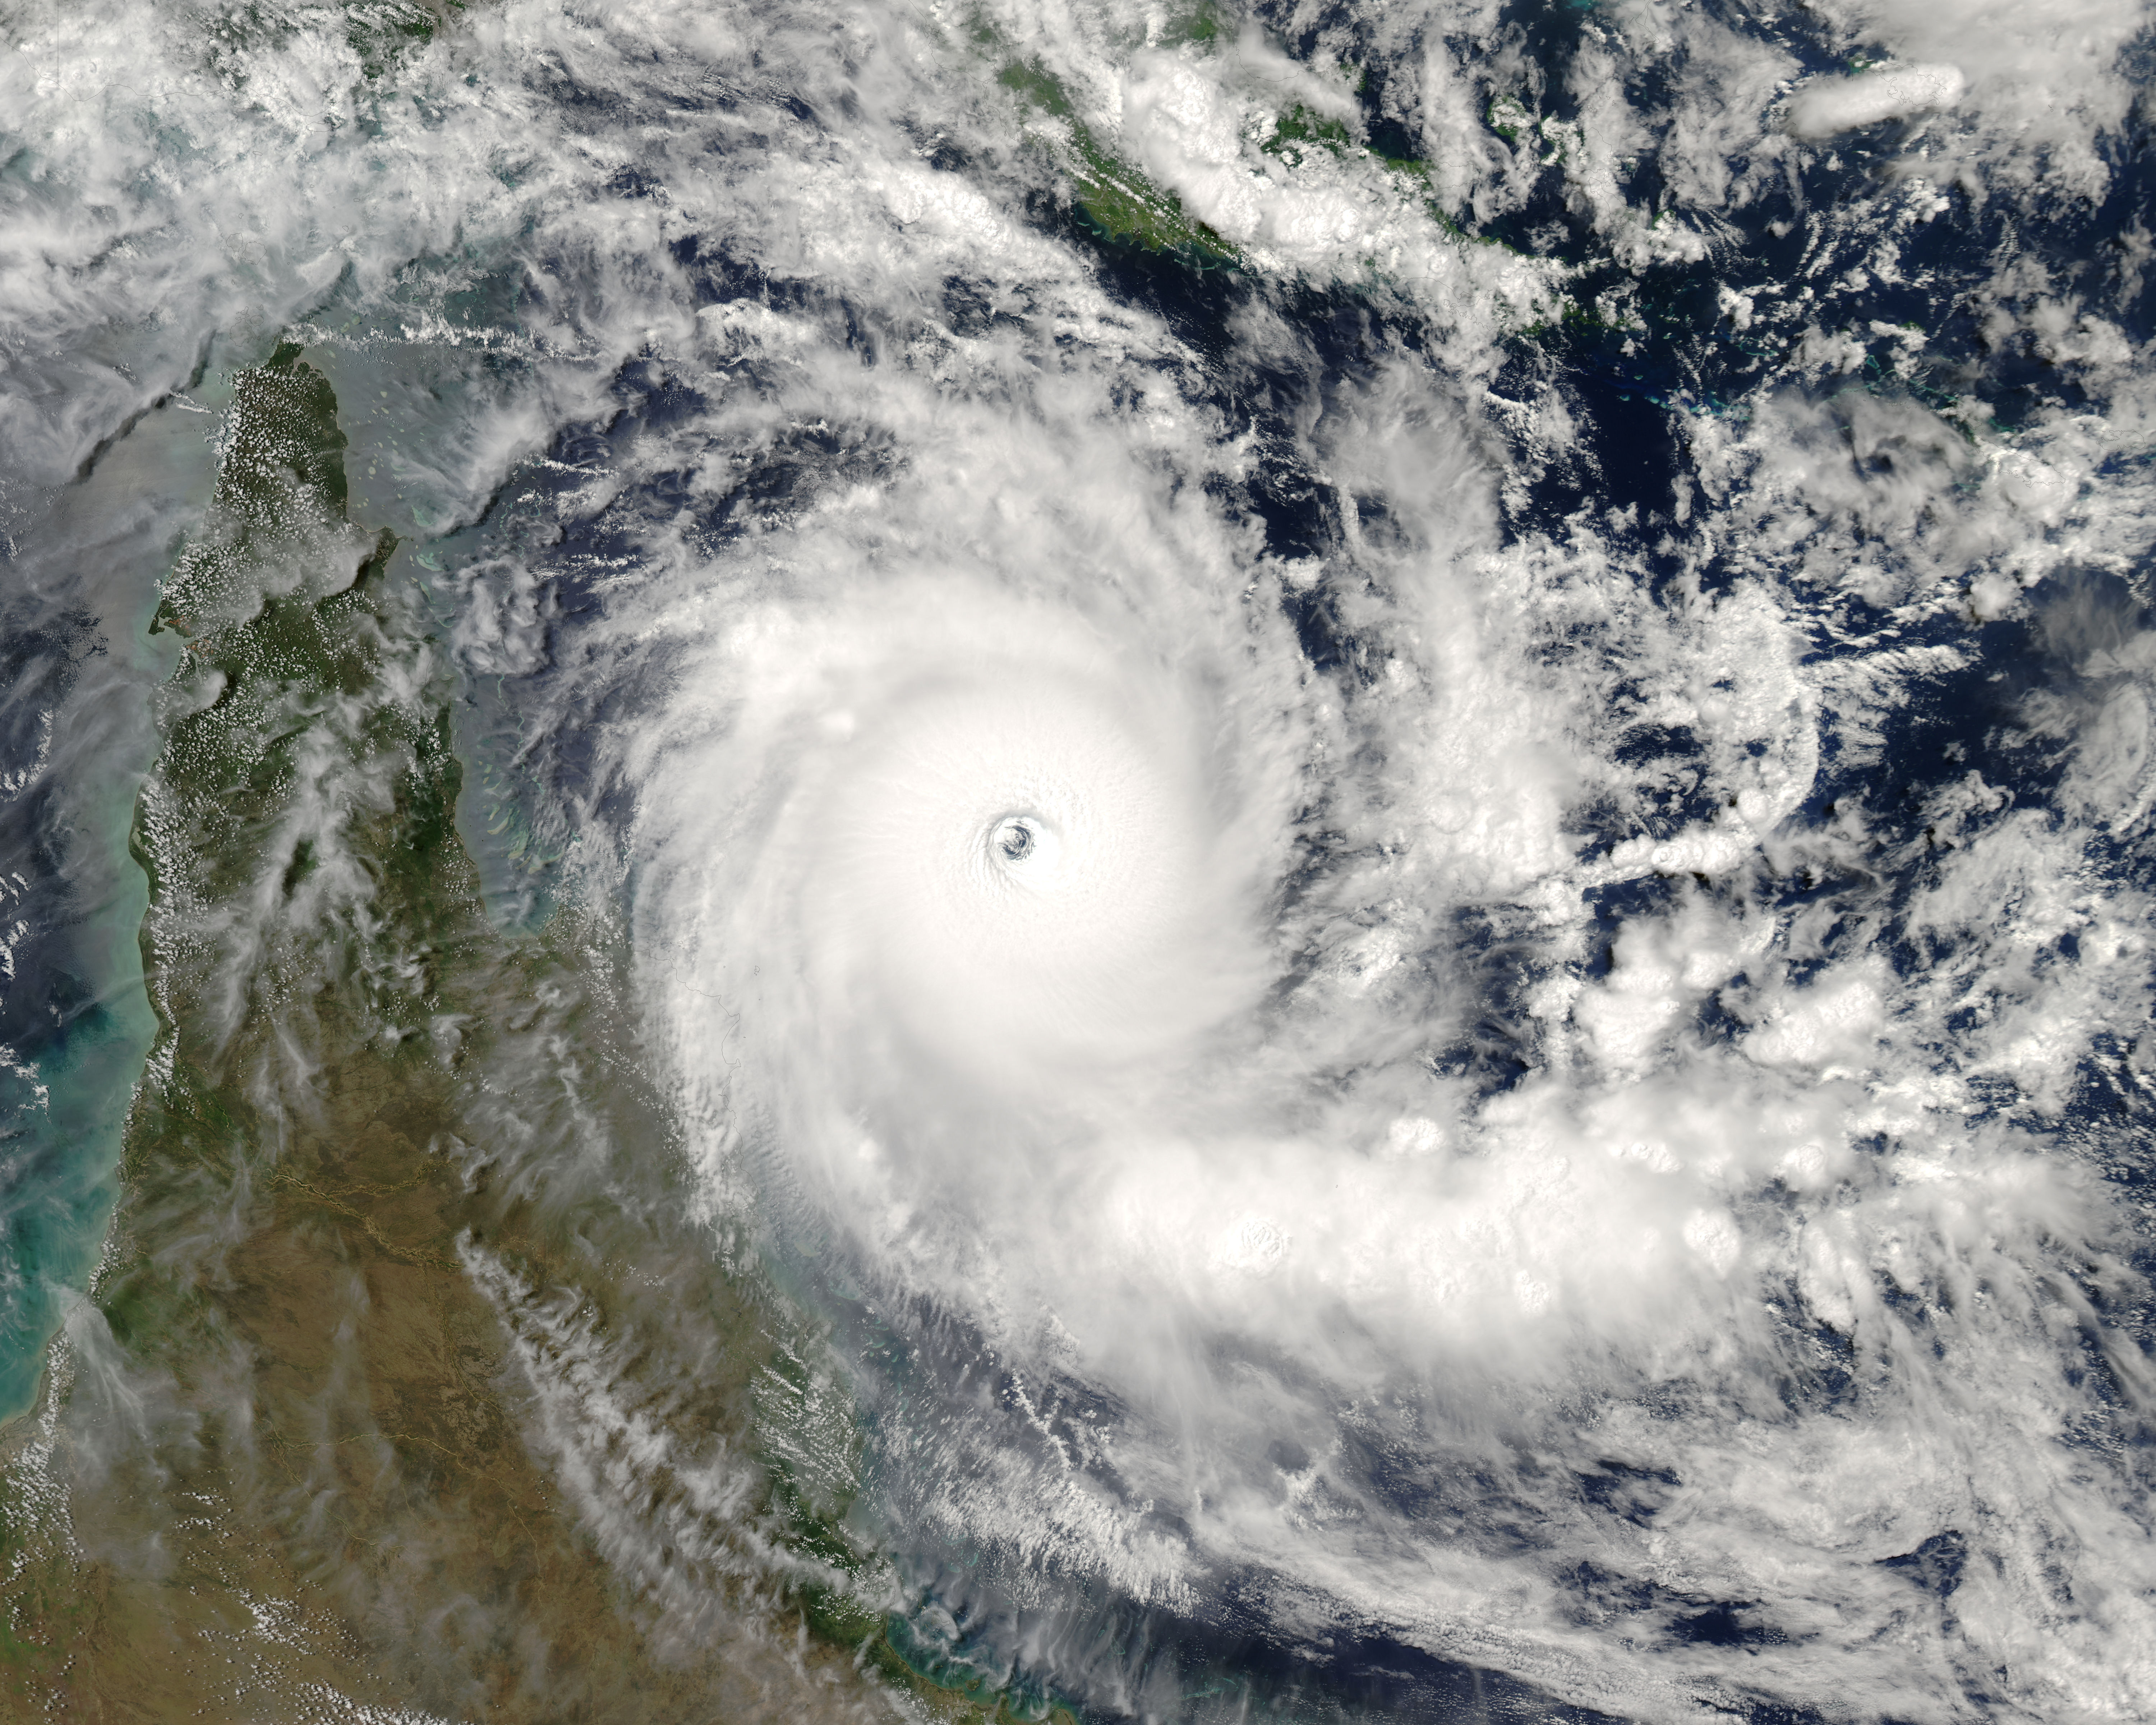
[
  {"x1": 0, "y1": 941, "x2": 156, "y2": 1423},
  {"x1": 0, "y1": 393, "x2": 202, "y2": 1425},
  {"x1": 6, "y1": 0, "x2": 2156, "y2": 1718},
  {"x1": 0, "y1": 698, "x2": 159, "y2": 1425}
]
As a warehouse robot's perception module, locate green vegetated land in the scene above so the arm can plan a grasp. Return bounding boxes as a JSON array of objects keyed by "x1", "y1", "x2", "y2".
[
  {"x1": 995, "y1": 55, "x2": 1241, "y2": 263},
  {"x1": 0, "y1": 341, "x2": 1065, "y2": 1725},
  {"x1": 984, "y1": 8, "x2": 1539, "y2": 303},
  {"x1": 0, "y1": 12, "x2": 1558, "y2": 1722}
]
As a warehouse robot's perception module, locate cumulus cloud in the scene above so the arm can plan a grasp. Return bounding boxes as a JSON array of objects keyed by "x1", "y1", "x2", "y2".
[
  {"x1": 18, "y1": 0, "x2": 2155, "y2": 1714},
  {"x1": 1786, "y1": 63, "x2": 1966, "y2": 139}
]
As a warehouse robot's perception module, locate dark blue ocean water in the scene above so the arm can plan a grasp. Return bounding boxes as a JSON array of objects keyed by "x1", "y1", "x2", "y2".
[
  {"x1": 5, "y1": 0, "x2": 2154, "y2": 1716},
  {"x1": 435, "y1": 51, "x2": 2156, "y2": 1725}
]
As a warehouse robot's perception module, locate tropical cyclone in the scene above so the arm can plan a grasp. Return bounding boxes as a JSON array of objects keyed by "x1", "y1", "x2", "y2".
[
  {"x1": 624, "y1": 528, "x2": 2148, "y2": 1722},
  {"x1": 4, "y1": 0, "x2": 2156, "y2": 1716},
  {"x1": 634, "y1": 581, "x2": 1298, "y2": 1241}
]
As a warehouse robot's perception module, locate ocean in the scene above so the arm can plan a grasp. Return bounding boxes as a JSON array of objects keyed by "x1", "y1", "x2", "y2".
[{"x1": 2, "y1": 0, "x2": 2153, "y2": 1719}]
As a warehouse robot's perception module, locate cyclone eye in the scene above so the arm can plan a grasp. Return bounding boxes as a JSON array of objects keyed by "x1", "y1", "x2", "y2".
[{"x1": 989, "y1": 813, "x2": 1045, "y2": 868}]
